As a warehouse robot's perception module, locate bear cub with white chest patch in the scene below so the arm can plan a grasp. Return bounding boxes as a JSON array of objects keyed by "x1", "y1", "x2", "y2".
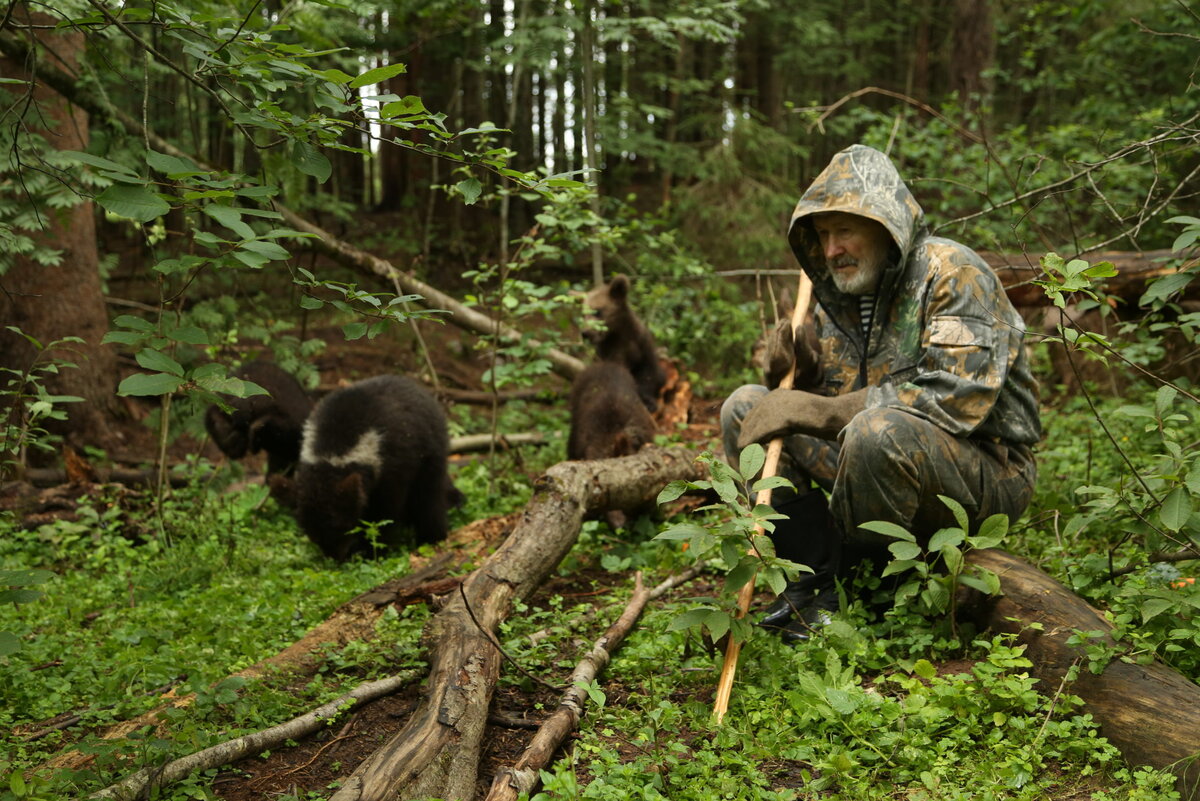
[{"x1": 289, "y1": 375, "x2": 456, "y2": 561}]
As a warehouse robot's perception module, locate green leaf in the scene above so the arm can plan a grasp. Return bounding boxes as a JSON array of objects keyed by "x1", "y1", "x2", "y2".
[
  {"x1": 1155, "y1": 385, "x2": 1179, "y2": 419},
  {"x1": 97, "y1": 185, "x2": 170, "y2": 223},
  {"x1": 972, "y1": 514, "x2": 1009, "y2": 549},
  {"x1": 940, "y1": 545, "x2": 963, "y2": 574},
  {"x1": 299, "y1": 295, "x2": 324, "y2": 310},
  {"x1": 750, "y1": 475, "x2": 793, "y2": 494},
  {"x1": 1185, "y1": 460, "x2": 1200, "y2": 495},
  {"x1": 938, "y1": 495, "x2": 969, "y2": 531},
  {"x1": 292, "y1": 142, "x2": 332, "y2": 183},
  {"x1": 738, "y1": 443, "x2": 765, "y2": 483},
  {"x1": 0, "y1": 588, "x2": 44, "y2": 604},
  {"x1": 656, "y1": 480, "x2": 691, "y2": 505},
  {"x1": 0, "y1": 568, "x2": 54, "y2": 586},
  {"x1": 725, "y1": 559, "x2": 757, "y2": 593},
  {"x1": 349, "y1": 63, "x2": 407, "y2": 89},
  {"x1": 912, "y1": 658, "x2": 936, "y2": 680},
  {"x1": 928, "y1": 528, "x2": 964, "y2": 552},
  {"x1": 134, "y1": 349, "x2": 184, "y2": 377},
  {"x1": 167, "y1": 326, "x2": 209, "y2": 345},
  {"x1": 113, "y1": 314, "x2": 156, "y2": 332},
  {"x1": 1159, "y1": 487, "x2": 1192, "y2": 532},
  {"x1": 146, "y1": 149, "x2": 200, "y2": 177},
  {"x1": 65, "y1": 150, "x2": 136, "y2": 176},
  {"x1": 117, "y1": 372, "x2": 183, "y2": 396},
  {"x1": 825, "y1": 688, "x2": 860, "y2": 715},
  {"x1": 888, "y1": 541, "x2": 922, "y2": 561},
  {"x1": 0, "y1": 631, "x2": 21, "y2": 657},
  {"x1": 667, "y1": 608, "x2": 713, "y2": 631},
  {"x1": 1140, "y1": 597, "x2": 1175, "y2": 623},
  {"x1": 706, "y1": 609, "x2": 730, "y2": 643},
  {"x1": 456, "y1": 178, "x2": 482, "y2": 205},
  {"x1": 240, "y1": 240, "x2": 291, "y2": 260},
  {"x1": 654, "y1": 523, "x2": 708, "y2": 542},
  {"x1": 204, "y1": 205, "x2": 256, "y2": 240},
  {"x1": 859, "y1": 520, "x2": 915, "y2": 542},
  {"x1": 343, "y1": 321, "x2": 368, "y2": 340}
]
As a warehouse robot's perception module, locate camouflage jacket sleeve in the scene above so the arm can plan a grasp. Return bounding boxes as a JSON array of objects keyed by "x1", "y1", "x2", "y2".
[{"x1": 865, "y1": 242, "x2": 1022, "y2": 438}]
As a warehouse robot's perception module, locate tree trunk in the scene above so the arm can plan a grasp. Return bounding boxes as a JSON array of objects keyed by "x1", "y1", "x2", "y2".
[
  {"x1": 328, "y1": 446, "x2": 703, "y2": 801},
  {"x1": 964, "y1": 549, "x2": 1200, "y2": 796},
  {"x1": 949, "y1": 0, "x2": 994, "y2": 112},
  {"x1": 0, "y1": 11, "x2": 120, "y2": 455}
]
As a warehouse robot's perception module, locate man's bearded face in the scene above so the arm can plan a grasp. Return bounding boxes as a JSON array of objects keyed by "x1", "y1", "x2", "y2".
[{"x1": 812, "y1": 212, "x2": 893, "y2": 295}]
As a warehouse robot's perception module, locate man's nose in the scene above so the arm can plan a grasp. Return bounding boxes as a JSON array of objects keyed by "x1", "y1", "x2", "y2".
[{"x1": 824, "y1": 238, "x2": 844, "y2": 259}]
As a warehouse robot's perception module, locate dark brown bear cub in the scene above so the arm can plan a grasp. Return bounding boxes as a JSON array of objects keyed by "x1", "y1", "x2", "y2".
[
  {"x1": 567, "y1": 362, "x2": 656, "y2": 461},
  {"x1": 584, "y1": 274, "x2": 666, "y2": 412},
  {"x1": 205, "y1": 360, "x2": 312, "y2": 476},
  {"x1": 568, "y1": 362, "x2": 657, "y2": 529},
  {"x1": 291, "y1": 375, "x2": 455, "y2": 561}
]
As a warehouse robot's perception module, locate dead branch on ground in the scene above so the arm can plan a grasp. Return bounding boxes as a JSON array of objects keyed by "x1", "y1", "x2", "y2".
[{"x1": 484, "y1": 565, "x2": 705, "y2": 801}]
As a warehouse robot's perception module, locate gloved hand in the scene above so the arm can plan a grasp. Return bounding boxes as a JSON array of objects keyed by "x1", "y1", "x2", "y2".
[
  {"x1": 764, "y1": 318, "x2": 821, "y2": 390},
  {"x1": 737, "y1": 388, "x2": 867, "y2": 447}
]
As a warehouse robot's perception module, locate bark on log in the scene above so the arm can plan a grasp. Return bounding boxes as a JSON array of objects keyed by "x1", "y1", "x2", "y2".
[
  {"x1": 965, "y1": 549, "x2": 1200, "y2": 796},
  {"x1": 0, "y1": 33, "x2": 586, "y2": 383},
  {"x1": 328, "y1": 446, "x2": 704, "y2": 801},
  {"x1": 484, "y1": 566, "x2": 704, "y2": 801}
]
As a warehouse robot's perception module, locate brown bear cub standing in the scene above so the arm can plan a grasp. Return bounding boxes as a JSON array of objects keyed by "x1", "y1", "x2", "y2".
[
  {"x1": 584, "y1": 274, "x2": 666, "y2": 412},
  {"x1": 567, "y1": 362, "x2": 656, "y2": 461},
  {"x1": 290, "y1": 375, "x2": 456, "y2": 561},
  {"x1": 205, "y1": 360, "x2": 312, "y2": 477}
]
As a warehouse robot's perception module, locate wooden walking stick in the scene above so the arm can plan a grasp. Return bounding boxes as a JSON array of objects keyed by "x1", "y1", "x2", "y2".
[{"x1": 712, "y1": 271, "x2": 813, "y2": 724}]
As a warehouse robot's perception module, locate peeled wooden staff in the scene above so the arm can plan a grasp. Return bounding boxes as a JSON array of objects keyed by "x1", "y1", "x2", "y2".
[{"x1": 713, "y1": 272, "x2": 813, "y2": 724}]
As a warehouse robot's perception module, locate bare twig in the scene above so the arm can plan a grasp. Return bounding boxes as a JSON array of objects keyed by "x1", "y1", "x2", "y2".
[
  {"x1": 484, "y1": 565, "x2": 705, "y2": 801},
  {"x1": 88, "y1": 673, "x2": 416, "y2": 800}
]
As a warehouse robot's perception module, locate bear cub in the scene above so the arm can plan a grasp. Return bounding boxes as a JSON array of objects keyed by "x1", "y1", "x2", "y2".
[
  {"x1": 567, "y1": 362, "x2": 656, "y2": 462},
  {"x1": 289, "y1": 375, "x2": 457, "y2": 561},
  {"x1": 584, "y1": 274, "x2": 666, "y2": 412},
  {"x1": 205, "y1": 360, "x2": 312, "y2": 476}
]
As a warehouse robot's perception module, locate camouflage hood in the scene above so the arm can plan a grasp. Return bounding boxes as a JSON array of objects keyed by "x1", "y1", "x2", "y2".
[
  {"x1": 787, "y1": 143, "x2": 924, "y2": 322},
  {"x1": 782, "y1": 144, "x2": 1042, "y2": 446}
]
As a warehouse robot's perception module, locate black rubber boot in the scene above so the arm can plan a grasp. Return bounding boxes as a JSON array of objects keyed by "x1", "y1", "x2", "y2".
[
  {"x1": 779, "y1": 585, "x2": 840, "y2": 643},
  {"x1": 757, "y1": 490, "x2": 842, "y2": 629}
]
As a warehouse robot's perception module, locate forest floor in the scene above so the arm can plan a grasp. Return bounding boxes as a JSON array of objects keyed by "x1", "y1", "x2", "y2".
[{"x1": 14, "y1": 309, "x2": 730, "y2": 799}]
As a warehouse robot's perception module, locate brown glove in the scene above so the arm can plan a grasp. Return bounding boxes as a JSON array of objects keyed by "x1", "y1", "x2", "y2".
[
  {"x1": 737, "y1": 388, "x2": 868, "y2": 447},
  {"x1": 764, "y1": 319, "x2": 821, "y2": 390}
]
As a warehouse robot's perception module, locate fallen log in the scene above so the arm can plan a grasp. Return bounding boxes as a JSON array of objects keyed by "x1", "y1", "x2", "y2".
[
  {"x1": 484, "y1": 565, "x2": 704, "y2": 801},
  {"x1": 965, "y1": 549, "x2": 1200, "y2": 796},
  {"x1": 327, "y1": 445, "x2": 704, "y2": 801}
]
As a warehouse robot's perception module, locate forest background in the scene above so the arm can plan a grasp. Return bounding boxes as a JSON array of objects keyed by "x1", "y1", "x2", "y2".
[{"x1": 3, "y1": 0, "x2": 1200, "y2": 800}]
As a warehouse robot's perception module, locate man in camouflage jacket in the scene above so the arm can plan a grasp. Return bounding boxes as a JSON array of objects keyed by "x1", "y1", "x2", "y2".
[{"x1": 722, "y1": 144, "x2": 1041, "y2": 641}]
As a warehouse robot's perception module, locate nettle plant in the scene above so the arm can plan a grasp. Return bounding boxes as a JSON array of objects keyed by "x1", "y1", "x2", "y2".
[{"x1": 653, "y1": 444, "x2": 803, "y2": 646}]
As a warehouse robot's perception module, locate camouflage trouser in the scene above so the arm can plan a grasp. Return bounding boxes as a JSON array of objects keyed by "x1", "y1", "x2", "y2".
[{"x1": 720, "y1": 385, "x2": 1037, "y2": 549}]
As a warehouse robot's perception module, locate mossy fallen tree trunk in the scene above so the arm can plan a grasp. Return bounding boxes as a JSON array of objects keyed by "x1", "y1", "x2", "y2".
[
  {"x1": 965, "y1": 549, "x2": 1200, "y2": 797},
  {"x1": 327, "y1": 446, "x2": 703, "y2": 801}
]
